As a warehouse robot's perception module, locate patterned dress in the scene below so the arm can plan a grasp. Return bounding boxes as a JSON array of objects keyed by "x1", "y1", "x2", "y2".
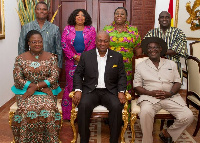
[
  {"x1": 11, "y1": 54, "x2": 61, "y2": 143},
  {"x1": 61, "y1": 25, "x2": 96, "y2": 120},
  {"x1": 103, "y1": 21, "x2": 141, "y2": 92}
]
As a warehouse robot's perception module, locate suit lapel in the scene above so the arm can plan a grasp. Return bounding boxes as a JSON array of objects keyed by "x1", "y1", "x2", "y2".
[
  {"x1": 90, "y1": 49, "x2": 98, "y2": 74},
  {"x1": 105, "y1": 49, "x2": 113, "y2": 74}
]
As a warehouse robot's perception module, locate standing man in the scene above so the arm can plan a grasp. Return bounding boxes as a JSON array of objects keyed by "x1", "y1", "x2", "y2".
[
  {"x1": 133, "y1": 37, "x2": 193, "y2": 143},
  {"x1": 145, "y1": 11, "x2": 188, "y2": 77},
  {"x1": 18, "y1": 1, "x2": 62, "y2": 68},
  {"x1": 72, "y1": 31, "x2": 127, "y2": 143}
]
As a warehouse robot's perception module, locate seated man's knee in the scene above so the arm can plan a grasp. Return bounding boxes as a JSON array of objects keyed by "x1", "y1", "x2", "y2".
[
  {"x1": 78, "y1": 100, "x2": 93, "y2": 111},
  {"x1": 178, "y1": 107, "x2": 194, "y2": 125},
  {"x1": 140, "y1": 103, "x2": 155, "y2": 118},
  {"x1": 110, "y1": 102, "x2": 123, "y2": 112},
  {"x1": 184, "y1": 109, "x2": 194, "y2": 125}
]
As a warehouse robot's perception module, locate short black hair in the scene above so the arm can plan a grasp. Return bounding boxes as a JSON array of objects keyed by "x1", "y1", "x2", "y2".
[
  {"x1": 25, "y1": 30, "x2": 42, "y2": 52},
  {"x1": 68, "y1": 9, "x2": 92, "y2": 26},
  {"x1": 35, "y1": 1, "x2": 48, "y2": 10},
  {"x1": 114, "y1": 7, "x2": 128, "y2": 16}
]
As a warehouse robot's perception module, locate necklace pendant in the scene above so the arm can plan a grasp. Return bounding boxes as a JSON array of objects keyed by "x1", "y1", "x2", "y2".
[{"x1": 35, "y1": 56, "x2": 39, "y2": 59}]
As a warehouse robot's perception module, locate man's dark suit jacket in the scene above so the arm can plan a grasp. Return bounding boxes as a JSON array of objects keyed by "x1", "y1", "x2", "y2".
[{"x1": 73, "y1": 48, "x2": 127, "y2": 95}]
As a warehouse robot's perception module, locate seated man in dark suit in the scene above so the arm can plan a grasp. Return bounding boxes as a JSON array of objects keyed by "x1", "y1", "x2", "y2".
[{"x1": 72, "y1": 31, "x2": 127, "y2": 143}]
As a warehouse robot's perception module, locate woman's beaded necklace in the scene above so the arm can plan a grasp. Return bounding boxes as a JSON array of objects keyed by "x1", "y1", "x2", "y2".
[{"x1": 30, "y1": 50, "x2": 43, "y2": 60}]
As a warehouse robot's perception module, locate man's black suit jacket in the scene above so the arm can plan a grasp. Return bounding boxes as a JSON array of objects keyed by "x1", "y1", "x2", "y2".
[{"x1": 73, "y1": 48, "x2": 127, "y2": 95}]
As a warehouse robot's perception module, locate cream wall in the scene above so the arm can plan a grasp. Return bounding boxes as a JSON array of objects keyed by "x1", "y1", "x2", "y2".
[{"x1": 0, "y1": 0, "x2": 21, "y2": 107}]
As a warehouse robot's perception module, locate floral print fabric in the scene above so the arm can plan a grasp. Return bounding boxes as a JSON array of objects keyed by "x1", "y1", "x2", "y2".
[
  {"x1": 103, "y1": 21, "x2": 141, "y2": 91},
  {"x1": 61, "y1": 25, "x2": 96, "y2": 120}
]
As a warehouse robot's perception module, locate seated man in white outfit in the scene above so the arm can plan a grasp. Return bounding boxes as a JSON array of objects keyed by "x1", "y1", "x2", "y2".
[{"x1": 133, "y1": 37, "x2": 194, "y2": 143}]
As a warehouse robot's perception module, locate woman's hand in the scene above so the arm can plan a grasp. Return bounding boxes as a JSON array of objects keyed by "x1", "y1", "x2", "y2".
[
  {"x1": 73, "y1": 55, "x2": 80, "y2": 62},
  {"x1": 22, "y1": 85, "x2": 37, "y2": 100},
  {"x1": 76, "y1": 55, "x2": 80, "y2": 62},
  {"x1": 41, "y1": 87, "x2": 53, "y2": 97}
]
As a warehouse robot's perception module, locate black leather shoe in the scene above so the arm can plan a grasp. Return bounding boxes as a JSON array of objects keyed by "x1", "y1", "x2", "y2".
[{"x1": 159, "y1": 132, "x2": 174, "y2": 143}]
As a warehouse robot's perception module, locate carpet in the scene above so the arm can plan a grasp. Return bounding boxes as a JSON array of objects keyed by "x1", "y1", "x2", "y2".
[{"x1": 77, "y1": 118, "x2": 197, "y2": 143}]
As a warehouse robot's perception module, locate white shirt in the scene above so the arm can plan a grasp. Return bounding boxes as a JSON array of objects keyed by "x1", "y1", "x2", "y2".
[
  {"x1": 75, "y1": 48, "x2": 108, "y2": 92},
  {"x1": 96, "y1": 48, "x2": 108, "y2": 88}
]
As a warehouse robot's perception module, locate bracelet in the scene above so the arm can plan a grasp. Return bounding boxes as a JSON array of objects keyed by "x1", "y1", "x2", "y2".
[
  {"x1": 36, "y1": 83, "x2": 40, "y2": 91},
  {"x1": 40, "y1": 88, "x2": 44, "y2": 92}
]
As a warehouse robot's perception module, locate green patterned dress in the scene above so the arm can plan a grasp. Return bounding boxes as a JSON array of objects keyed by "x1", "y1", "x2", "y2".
[
  {"x1": 103, "y1": 21, "x2": 141, "y2": 92},
  {"x1": 11, "y1": 54, "x2": 61, "y2": 143}
]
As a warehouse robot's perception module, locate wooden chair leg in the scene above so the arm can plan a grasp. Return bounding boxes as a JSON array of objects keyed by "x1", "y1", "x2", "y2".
[
  {"x1": 130, "y1": 113, "x2": 137, "y2": 143},
  {"x1": 160, "y1": 119, "x2": 165, "y2": 131},
  {"x1": 9, "y1": 111, "x2": 14, "y2": 127},
  {"x1": 167, "y1": 120, "x2": 174, "y2": 128},
  {"x1": 120, "y1": 101, "x2": 129, "y2": 143},
  {"x1": 193, "y1": 111, "x2": 200, "y2": 136},
  {"x1": 70, "y1": 102, "x2": 78, "y2": 143},
  {"x1": 9, "y1": 111, "x2": 15, "y2": 143}
]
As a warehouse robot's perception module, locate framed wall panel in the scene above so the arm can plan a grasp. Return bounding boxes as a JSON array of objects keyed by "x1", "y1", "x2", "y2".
[{"x1": 0, "y1": 0, "x2": 5, "y2": 39}]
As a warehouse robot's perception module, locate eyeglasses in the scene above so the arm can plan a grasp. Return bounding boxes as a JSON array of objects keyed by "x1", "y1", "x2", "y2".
[
  {"x1": 29, "y1": 41, "x2": 43, "y2": 44},
  {"x1": 147, "y1": 46, "x2": 160, "y2": 51}
]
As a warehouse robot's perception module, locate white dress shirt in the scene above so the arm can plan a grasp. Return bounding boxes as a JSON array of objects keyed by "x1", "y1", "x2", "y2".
[
  {"x1": 96, "y1": 48, "x2": 108, "y2": 88},
  {"x1": 75, "y1": 48, "x2": 108, "y2": 92}
]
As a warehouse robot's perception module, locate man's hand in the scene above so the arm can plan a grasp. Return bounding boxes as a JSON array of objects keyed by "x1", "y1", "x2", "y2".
[
  {"x1": 72, "y1": 91, "x2": 82, "y2": 105},
  {"x1": 150, "y1": 90, "x2": 172, "y2": 99},
  {"x1": 118, "y1": 92, "x2": 126, "y2": 104}
]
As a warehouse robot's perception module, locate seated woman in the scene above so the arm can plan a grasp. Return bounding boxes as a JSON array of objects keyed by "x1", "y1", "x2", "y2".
[{"x1": 11, "y1": 30, "x2": 62, "y2": 143}]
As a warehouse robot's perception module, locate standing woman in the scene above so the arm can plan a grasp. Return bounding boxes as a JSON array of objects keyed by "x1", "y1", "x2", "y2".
[
  {"x1": 61, "y1": 9, "x2": 96, "y2": 120},
  {"x1": 11, "y1": 30, "x2": 61, "y2": 142},
  {"x1": 103, "y1": 7, "x2": 141, "y2": 93}
]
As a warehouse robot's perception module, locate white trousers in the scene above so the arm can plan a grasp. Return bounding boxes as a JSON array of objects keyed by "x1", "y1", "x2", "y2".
[{"x1": 139, "y1": 99, "x2": 194, "y2": 143}]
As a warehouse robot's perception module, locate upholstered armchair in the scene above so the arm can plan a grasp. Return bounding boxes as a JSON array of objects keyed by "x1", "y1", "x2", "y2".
[
  {"x1": 69, "y1": 90, "x2": 132, "y2": 143},
  {"x1": 190, "y1": 41, "x2": 200, "y2": 60},
  {"x1": 186, "y1": 56, "x2": 200, "y2": 136},
  {"x1": 130, "y1": 55, "x2": 175, "y2": 143}
]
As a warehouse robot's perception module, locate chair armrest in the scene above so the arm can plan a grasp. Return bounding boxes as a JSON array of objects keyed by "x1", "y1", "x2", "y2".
[
  {"x1": 69, "y1": 91, "x2": 75, "y2": 99},
  {"x1": 69, "y1": 91, "x2": 78, "y2": 143},
  {"x1": 121, "y1": 90, "x2": 131, "y2": 143},
  {"x1": 125, "y1": 90, "x2": 132, "y2": 101}
]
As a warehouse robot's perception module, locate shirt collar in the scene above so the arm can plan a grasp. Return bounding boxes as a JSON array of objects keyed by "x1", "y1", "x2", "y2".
[
  {"x1": 158, "y1": 27, "x2": 172, "y2": 33},
  {"x1": 146, "y1": 57, "x2": 166, "y2": 70},
  {"x1": 96, "y1": 48, "x2": 108, "y2": 58}
]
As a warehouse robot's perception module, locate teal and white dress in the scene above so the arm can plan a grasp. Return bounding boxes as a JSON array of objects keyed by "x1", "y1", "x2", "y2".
[{"x1": 11, "y1": 54, "x2": 62, "y2": 143}]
